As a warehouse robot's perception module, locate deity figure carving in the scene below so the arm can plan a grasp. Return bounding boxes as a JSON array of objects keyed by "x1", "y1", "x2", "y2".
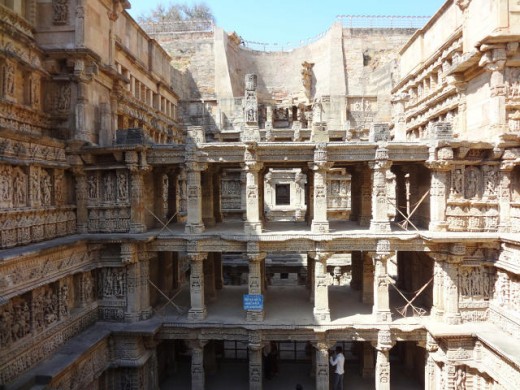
[
  {"x1": 117, "y1": 172, "x2": 128, "y2": 200},
  {"x1": 451, "y1": 167, "x2": 464, "y2": 197},
  {"x1": 312, "y1": 98, "x2": 323, "y2": 124},
  {"x1": 104, "y1": 173, "x2": 115, "y2": 202},
  {"x1": 4, "y1": 61, "x2": 15, "y2": 97},
  {"x1": 40, "y1": 171, "x2": 53, "y2": 205},
  {"x1": 60, "y1": 284, "x2": 69, "y2": 317},
  {"x1": 88, "y1": 174, "x2": 98, "y2": 199},
  {"x1": 102, "y1": 268, "x2": 126, "y2": 298},
  {"x1": 464, "y1": 167, "x2": 480, "y2": 199},
  {"x1": 13, "y1": 170, "x2": 26, "y2": 207},
  {"x1": 0, "y1": 305, "x2": 13, "y2": 347},
  {"x1": 301, "y1": 61, "x2": 314, "y2": 98},
  {"x1": 52, "y1": 0, "x2": 69, "y2": 25}
]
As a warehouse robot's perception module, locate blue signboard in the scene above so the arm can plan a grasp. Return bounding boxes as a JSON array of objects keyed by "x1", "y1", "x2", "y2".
[{"x1": 243, "y1": 294, "x2": 263, "y2": 311}]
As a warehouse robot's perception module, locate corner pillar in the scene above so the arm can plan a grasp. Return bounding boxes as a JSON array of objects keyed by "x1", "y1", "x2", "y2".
[
  {"x1": 444, "y1": 244, "x2": 464, "y2": 325},
  {"x1": 371, "y1": 243, "x2": 392, "y2": 322},
  {"x1": 188, "y1": 253, "x2": 208, "y2": 320},
  {"x1": 126, "y1": 151, "x2": 148, "y2": 233},
  {"x1": 430, "y1": 252, "x2": 447, "y2": 320},
  {"x1": 314, "y1": 341, "x2": 332, "y2": 390},
  {"x1": 243, "y1": 160, "x2": 264, "y2": 234},
  {"x1": 359, "y1": 164, "x2": 373, "y2": 227},
  {"x1": 309, "y1": 159, "x2": 333, "y2": 233}
]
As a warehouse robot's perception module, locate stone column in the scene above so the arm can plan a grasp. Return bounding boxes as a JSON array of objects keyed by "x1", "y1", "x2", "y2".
[
  {"x1": 427, "y1": 159, "x2": 451, "y2": 232},
  {"x1": 75, "y1": 0, "x2": 86, "y2": 48},
  {"x1": 127, "y1": 151, "x2": 148, "y2": 233},
  {"x1": 362, "y1": 252, "x2": 374, "y2": 305},
  {"x1": 359, "y1": 164, "x2": 372, "y2": 227},
  {"x1": 374, "y1": 328, "x2": 394, "y2": 390},
  {"x1": 362, "y1": 341, "x2": 375, "y2": 378},
  {"x1": 313, "y1": 251, "x2": 331, "y2": 322},
  {"x1": 430, "y1": 253, "x2": 446, "y2": 320},
  {"x1": 188, "y1": 253, "x2": 208, "y2": 320},
  {"x1": 370, "y1": 148, "x2": 392, "y2": 232},
  {"x1": 190, "y1": 340, "x2": 207, "y2": 390},
  {"x1": 424, "y1": 334, "x2": 439, "y2": 390},
  {"x1": 244, "y1": 160, "x2": 263, "y2": 234},
  {"x1": 498, "y1": 161, "x2": 513, "y2": 232},
  {"x1": 310, "y1": 143, "x2": 331, "y2": 233},
  {"x1": 123, "y1": 243, "x2": 151, "y2": 322},
  {"x1": 73, "y1": 167, "x2": 88, "y2": 233},
  {"x1": 480, "y1": 46, "x2": 507, "y2": 134},
  {"x1": 314, "y1": 342, "x2": 330, "y2": 390},
  {"x1": 444, "y1": 244, "x2": 464, "y2": 325},
  {"x1": 202, "y1": 169, "x2": 216, "y2": 227},
  {"x1": 247, "y1": 252, "x2": 266, "y2": 321},
  {"x1": 248, "y1": 334, "x2": 263, "y2": 390},
  {"x1": 185, "y1": 162, "x2": 206, "y2": 234},
  {"x1": 372, "y1": 249, "x2": 392, "y2": 322}
]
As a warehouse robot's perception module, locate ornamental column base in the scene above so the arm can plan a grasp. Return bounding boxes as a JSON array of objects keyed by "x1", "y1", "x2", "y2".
[
  {"x1": 185, "y1": 223, "x2": 205, "y2": 234},
  {"x1": 246, "y1": 310, "x2": 264, "y2": 322},
  {"x1": 188, "y1": 307, "x2": 207, "y2": 320},
  {"x1": 428, "y1": 221, "x2": 448, "y2": 232},
  {"x1": 373, "y1": 310, "x2": 392, "y2": 322},
  {"x1": 311, "y1": 221, "x2": 329, "y2": 233},
  {"x1": 313, "y1": 308, "x2": 331, "y2": 322},
  {"x1": 370, "y1": 220, "x2": 391, "y2": 232},
  {"x1": 244, "y1": 221, "x2": 263, "y2": 234},
  {"x1": 445, "y1": 313, "x2": 462, "y2": 325}
]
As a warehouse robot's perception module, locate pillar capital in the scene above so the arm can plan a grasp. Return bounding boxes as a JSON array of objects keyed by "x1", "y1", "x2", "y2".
[
  {"x1": 247, "y1": 252, "x2": 267, "y2": 262},
  {"x1": 308, "y1": 251, "x2": 333, "y2": 262},
  {"x1": 372, "y1": 328, "x2": 395, "y2": 352},
  {"x1": 243, "y1": 161, "x2": 263, "y2": 172},
  {"x1": 185, "y1": 161, "x2": 207, "y2": 172},
  {"x1": 308, "y1": 161, "x2": 334, "y2": 171},
  {"x1": 187, "y1": 252, "x2": 208, "y2": 262}
]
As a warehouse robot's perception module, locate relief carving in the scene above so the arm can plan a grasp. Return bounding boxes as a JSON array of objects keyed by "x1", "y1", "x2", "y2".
[
  {"x1": 52, "y1": 0, "x2": 69, "y2": 25},
  {"x1": 102, "y1": 268, "x2": 126, "y2": 298}
]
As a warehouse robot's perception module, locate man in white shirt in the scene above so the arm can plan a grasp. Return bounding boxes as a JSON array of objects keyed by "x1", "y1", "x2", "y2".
[{"x1": 330, "y1": 345, "x2": 345, "y2": 390}]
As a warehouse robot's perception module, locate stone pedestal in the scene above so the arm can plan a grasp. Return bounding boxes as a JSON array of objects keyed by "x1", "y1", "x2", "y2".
[
  {"x1": 247, "y1": 252, "x2": 266, "y2": 321},
  {"x1": 244, "y1": 161, "x2": 263, "y2": 234},
  {"x1": 188, "y1": 253, "x2": 207, "y2": 320},
  {"x1": 185, "y1": 163, "x2": 206, "y2": 234},
  {"x1": 427, "y1": 161, "x2": 450, "y2": 232},
  {"x1": 370, "y1": 148, "x2": 392, "y2": 232},
  {"x1": 372, "y1": 252, "x2": 392, "y2": 322},
  {"x1": 312, "y1": 252, "x2": 331, "y2": 322}
]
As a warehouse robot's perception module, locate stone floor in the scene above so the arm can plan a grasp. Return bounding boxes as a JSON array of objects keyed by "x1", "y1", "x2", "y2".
[
  {"x1": 157, "y1": 284, "x2": 428, "y2": 327},
  {"x1": 160, "y1": 360, "x2": 423, "y2": 389}
]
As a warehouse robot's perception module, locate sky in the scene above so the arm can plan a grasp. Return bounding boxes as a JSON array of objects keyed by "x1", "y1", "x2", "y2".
[{"x1": 128, "y1": 0, "x2": 447, "y2": 45}]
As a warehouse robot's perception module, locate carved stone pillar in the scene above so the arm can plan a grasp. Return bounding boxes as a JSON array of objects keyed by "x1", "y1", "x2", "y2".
[
  {"x1": 244, "y1": 161, "x2": 263, "y2": 234},
  {"x1": 308, "y1": 253, "x2": 315, "y2": 302},
  {"x1": 313, "y1": 251, "x2": 331, "y2": 322},
  {"x1": 372, "y1": 248, "x2": 392, "y2": 322},
  {"x1": 73, "y1": 167, "x2": 88, "y2": 233},
  {"x1": 427, "y1": 159, "x2": 451, "y2": 232},
  {"x1": 190, "y1": 340, "x2": 207, "y2": 390},
  {"x1": 188, "y1": 253, "x2": 208, "y2": 320},
  {"x1": 201, "y1": 169, "x2": 216, "y2": 227},
  {"x1": 185, "y1": 162, "x2": 206, "y2": 234},
  {"x1": 310, "y1": 162, "x2": 332, "y2": 233},
  {"x1": 362, "y1": 341, "x2": 375, "y2": 378},
  {"x1": 498, "y1": 161, "x2": 513, "y2": 232},
  {"x1": 248, "y1": 333, "x2": 263, "y2": 390},
  {"x1": 370, "y1": 148, "x2": 392, "y2": 232},
  {"x1": 247, "y1": 252, "x2": 266, "y2": 321},
  {"x1": 425, "y1": 334, "x2": 439, "y2": 390},
  {"x1": 75, "y1": 78, "x2": 89, "y2": 142},
  {"x1": 374, "y1": 329, "x2": 394, "y2": 390},
  {"x1": 444, "y1": 244, "x2": 464, "y2": 325},
  {"x1": 124, "y1": 244, "x2": 151, "y2": 322},
  {"x1": 362, "y1": 252, "x2": 374, "y2": 305},
  {"x1": 314, "y1": 342, "x2": 330, "y2": 390},
  {"x1": 480, "y1": 46, "x2": 507, "y2": 134},
  {"x1": 75, "y1": 0, "x2": 86, "y2": 48},
  {"x1": 431, "y1": 253, "x2": 446, "y2": 320},
  {"x1": 127, "y1": 152, "x2": 147, "y2": 233}
]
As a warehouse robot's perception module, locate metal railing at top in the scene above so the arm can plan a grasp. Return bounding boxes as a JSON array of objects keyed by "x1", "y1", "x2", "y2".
[
  {"x1": 140, "y1": 20, "x2": 214, "y2": 36},
  {"x1": 337, "y1": 15, "x2": 430, "y2": 29},
  {"x1": 242, "y1": 29, "x2": 329, "y2": 52}
]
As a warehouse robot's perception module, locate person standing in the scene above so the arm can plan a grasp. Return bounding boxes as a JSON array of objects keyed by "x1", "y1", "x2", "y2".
[{"x1": 330, "y1": 345, "x2": 345, "y2": 390}]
